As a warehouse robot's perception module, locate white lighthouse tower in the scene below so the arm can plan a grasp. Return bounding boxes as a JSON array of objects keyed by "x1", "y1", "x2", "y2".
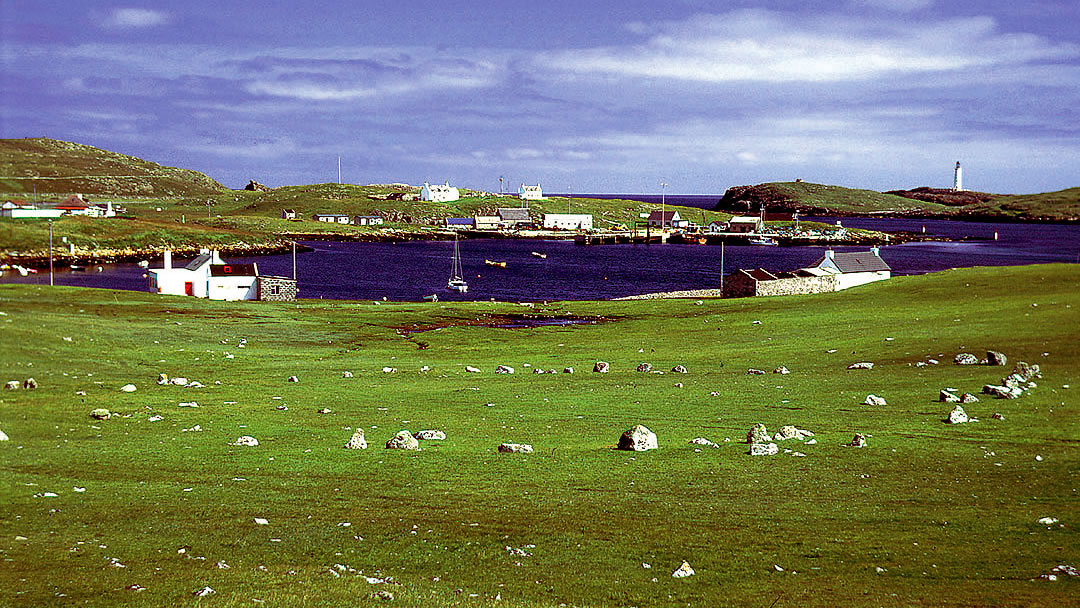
[{"x1": 953, "y1": 161, "x2": 963, "y2": 192}]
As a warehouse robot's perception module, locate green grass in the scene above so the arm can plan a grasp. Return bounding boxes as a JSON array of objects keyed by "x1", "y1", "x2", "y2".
[{"x1": 1, "y1": 265, "x2": 1078, "y2": 606}]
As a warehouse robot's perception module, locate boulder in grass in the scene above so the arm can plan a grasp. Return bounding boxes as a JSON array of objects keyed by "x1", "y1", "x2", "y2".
[
  {"x1": 947, "y1": 405, "x2": 969, "y2": 424},
  {"x1": 636, "y1": 363, "x2": 652, "y2": 373},
  {"x1": 342, "y1": 371, "x2": 353, "y2": 378},
  {"x1": 90, "y1": 408, "x2": 111, "y2": 420},
  {"x1": 4, "y1": 381, "x2": 18, "y2": 390},
  {"x1": 850, "y1": 433, "x2": 867, "y2": 448},
  {"x1": 749, "y1": 442, "x2": 779, "y2": 456},
  {"x1": 170, "y1": 377, "x2": 188, "y2": 386},
  {"x1": 954, "y1": 353, "x2": 978, "y2": 365},
  {"x1": 563, "y1": 367, "x2": 574, "y2": 374},
  {"x1": 158, "y1": 373, "x2": 169, "y2": 385},
  {"x1": 465, "y1": 366, "x2": 481, "y2": 373},
  {"x1": 672, "y1": 365, "x2": 688, "y2": 374},
  {"x1": 385, "y1": 430, "x2": 419, "y2": 450},
  {"x1": 498, "y1": 443, "x2": 534, "y2": 454},
  {"x1": 773, "y1": 425, "x2": 814, "y2": 441},
  {"x1": 413, "y1": 430, "x2": 446, "y2": 441},
  {"x1": 863, "y1": 394, "x2": 887, "y2": 406},
  {"x1": 747, "y1": 368, "x2": 766, "y2": 375},
  {"x1": 746, "y1": 423, "x2": 770, "y2": 444},
  {"x1": 847, "y1": 362, "x2": 874, "y2": 370},
  {"x1": 773, "y1": 366, "x2": 790, "y2": 375},
  {"x1": 23, "y1": 378, "x2": 37, "y2": 390},
  {"x1": 939, "y1": 390, "x2": 961, "y2": 403},
  {"x1": 593, "y1": 361, "x2": 610, "y2": 373},
  {"x1": 287, "y1": 375, "x2": 299, "y2": 383},
  {"x1": 495, "y1": 365, "x2": 514, "y2": 374},
  {"x1": 231, "y1": 436, "x2": 259, "y2": 447},
  {"x1": 983, "y1": 384, "x2": 1022, "y2": 399},
  {"x1": 0, "y1": 429, "x2": 8, "y2": 441},
  {"x1": 960, "y1": 393, "x2": 979, "y2": 404},
  {"x1": 1014, "y1": 361, "x2": 1040, "y2": 382},
  {"x1": 617, "y1": 424, "x2": 658, "y2": 451},
  {"x1": 671, "y1": 561, "x2": 695, "y2": 578},
  {"x1": 986, "y1": 350, "x2": 1008, "y2": 366},
  {"x1": 344, "y1": 429, "x2": 368, "y2": 450},
  {"x1": 120, "y1": 384, "x2": 137, "y2": 392},
  {"x1": 689, "y1": 437, "x2": 719, "y2": 448}
]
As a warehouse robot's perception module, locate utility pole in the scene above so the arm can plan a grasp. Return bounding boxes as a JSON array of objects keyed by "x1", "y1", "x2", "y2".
[
  {"x1": 292, "y1": 241, "x2": 297, "y2": 280},
  {"x1": 499, "y1": 176, "x2": 503, "y2": 196},
  {"x1": 338, "y1": 156, "x2": 342, "y2": 184},
  {"x1": 720, "y1": 242, "x2": 725, "y2": 297},
  {"x1": 660, "y1": 181, "x2": 668, "y2": 231},
  {"x1": 48, "y1": 220, "x2": 54, "y2": 286}
]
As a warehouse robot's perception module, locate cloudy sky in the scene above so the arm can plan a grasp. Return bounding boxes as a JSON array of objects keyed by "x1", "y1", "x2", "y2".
[{"x1": 2, "y1": 1, "x2": 1078, "y2": 194}]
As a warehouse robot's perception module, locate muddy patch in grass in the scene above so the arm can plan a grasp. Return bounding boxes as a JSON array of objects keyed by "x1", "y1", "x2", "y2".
[{"x1": 395, "y1": 314, "x2": 616, "y2": 337}]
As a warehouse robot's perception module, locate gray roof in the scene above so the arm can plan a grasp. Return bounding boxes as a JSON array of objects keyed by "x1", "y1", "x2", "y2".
[
  {"x1": 497, "y1": 208, "x2": 531, "y2": 221},
  {"x1": 184, "y1": 253, "x2": 212, "y2": 271},
  {"x1": 817, "y1": 251, "x2": 891, "y2": 273}
]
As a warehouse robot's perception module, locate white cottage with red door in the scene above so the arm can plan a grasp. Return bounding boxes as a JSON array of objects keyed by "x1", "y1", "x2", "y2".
[{"x1": 148, "y1": 249, "x2": 259, "y2": 301}]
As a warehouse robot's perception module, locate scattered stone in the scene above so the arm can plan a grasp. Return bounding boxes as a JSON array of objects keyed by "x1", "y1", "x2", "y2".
[
  {"x1": 986, "y1": 350, "x2": 1008, "y2": 366},
  {"x1": 533, "y1": 368, "x2": 545, "y2": 374},
  {"x1": 672, "y1": 560, "x2": 695, "y2": 578},
  {"x1": 636, "y1": 363, "x2": 653, "y2": 373},
  {"x1": 193, "y1": 586, "x2": 215, "y2": 597},
  {"x1": 414, "y1": 430, "x2": 446, "y2": 441},
  {"x1": 746, "y1": 423, "x2": 770, "y2": 444},
  {"x1": 0, "y1": 429, "x2": 7, "y2": 441},
  {"x1": 689, "y1": 437, "x2": 718, "y2": 448},
  {"x1": 288, "y1": 375, "x2": 299, "y2": 382},
  {"x1": 1014, "y1": 361, "x2": 1041, "y2": 381},
  {"x1": 617, "y1": 424, "x2": 658, "y2": 451},
  {"x1": 960, "y1": 393, "x2": 979, "y2": 404},
  {"x1": 850, "y1": 433, "x2": 867, "y2": 448},
  {"x1": 674, "y1": 382, "x2": 683, "y2": 388},
  {"x1": 344, "y1": 429, "x2": 368, "y2": 450},
  {"x1": 89, "y1": 408, "x2": 111, "y2": 420},
  {"x1": 495, "y1": 365, "x2": 514, "y2": 374},
  {"x1": 954, "y1": 353, "x2": 978, "y2": 365},
  {"x1": 342, "y1": 371, "x2": 353, "y2": 378},
  {"x1": 148, "y1": 415, "x2": 164, "y2": 422},
  {"x1": 593, "y1": 361, "x2": 610, "y2": 373},
  {"x1": 983, "y1": 384, "x2": 1022, "y2": 399},
  {"x1": 231, "y1": 435, "x2": 259, "y2": 447},
  {"x1": 847, "y1": 362, "x2": 874, "y2": 370},
  {"x1": 498, "y1": 443, "x2": 534, "y2": 453},
  {"x1": 216, "y1": 560, "x2": 230, "y2": 569},
  {"x1": 382, "y1": 367, "x2": 396, "y2": 373},
  {"x1": 120, "y1": 384, "x2": 137, "y2": 392},
  {"x1": 126, "y1": 584, "x2": 146, "y2": 592},
  {"x1": 170, "y1": 377, "x2": 188, "y2": 386},
  {"x1": 157, "y1": 373, "x2": 169, "y2": 384},
  {"x1": 254, "y1": 517, "x2": 269, "y2": 525},
  {"x1": 178, "y1": 401, "x2": 199, "y2": 408},
  {"x1": 4, "y1": 380, "x2": 18, "y2": 390},
  {"x1": 747, "y1": 368, "x2": 765, "y2": 375},
  {"x1": 939, "y1": 389, "x2": 961, "y2": 403},
  {"x1": 863, "y1": 394, "x2": 887, "y2": 406},
  {"x1": 373, "y1": 590, "x2": 394, "y2": 601},
  {"x1": 563, "y1": 367, "x2": 574, "y2": 374},
  {"x1": 318, "y1": 408, "x2": 332, "y2": 414},
  {"x1": 947, "y1": 405, "x2": 969, "y2": 424},
  {"x1": 991, "y1": 413, "x2": 1004, "y2": 420},
  {"x1": 465, "y1": 366, "x2": 481, "y2": 373},
  {"x1": 672, "y1": 365, "x2": 688, "y2": 374},
  {"x1": 385, "y1": 430, "x2": 420, "y2": 450},
  {"x1": 23, "y1": 378, "x2": 36, "y2": 389},
  {"x1": 773, "y1": 366, "x2": 790, "y2": 374},
  {"x1": 749, "y1": 442, "x2": 779, "y2": 456},
  {"x1": 773, "y1": 425, "x2": 814, "y2": 441},
  {"x1": 1037, "y1": 517, "x2": 1059, "y2": 525},
  {"x1": 927, "y1": 359, "x2": 939, "y2": 365}
]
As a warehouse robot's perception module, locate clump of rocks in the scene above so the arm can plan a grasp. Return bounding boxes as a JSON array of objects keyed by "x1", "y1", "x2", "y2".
[
  {"x1": 617, "y1": 425, "x2": 657, "y2": 451},
  {"x1": 773, "y1": 366, "x2": 790, "y2": 374},
  {"x1": 671, "y1": 365, "x2": 687, "y2": 374},
  {"x1": 773, "y1": 425, "x2": 814, "y2": 441},
  {"x1": 749, "y1": 443, "x2": 779, "y2": 456},
  {"x1": 413, "y1": 430, "x2": 446, "y2": 441},
  {"x1": 746, "y1": 423, "x2": 771, "y2": 445},
  {"x1": 231, "y1": 436, "x2": 259, "y2": 446},
  {"x1": 636, "y1": 363, "x2": 652, "y2": 372},
  {"x1": 498, "y1": 443, "x2": 533, "y2": 454},
  {"x1": 849, "y1": 433, "x2": 867, "y2": 448},
  {"x1": 385, "y1": 430, "x2": 420, "y2": 450},
  {"x1": 593, "y1": 361, "x2": 610, "y2": 373},
  {"x1": 847, "y1": 362, "x2": 874, "y2": 370},
  {"x1": 983, "y1": 361, "x2": 1041, "y2": 400}
]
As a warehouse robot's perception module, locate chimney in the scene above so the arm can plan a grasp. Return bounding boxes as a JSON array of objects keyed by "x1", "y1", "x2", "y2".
[
  {"x1": 825, "y1": 249, "x2": 835, "y2": 260},
  {"x1": 164, "y1": 250, "x2": 172, "y2": 269},
  {"x1": 871, "y1": 246, "x2": 880, "y2": 256},
  {"x1": 211, "y1": 250, "x2": 222, "y2": 264}
]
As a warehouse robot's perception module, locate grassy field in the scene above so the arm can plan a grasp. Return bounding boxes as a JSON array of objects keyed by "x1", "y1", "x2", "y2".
[{"x1": 0, "y1": 265, "x2": 1077, "y2": 606}]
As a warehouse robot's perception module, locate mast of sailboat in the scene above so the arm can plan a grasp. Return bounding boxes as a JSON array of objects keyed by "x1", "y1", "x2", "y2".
[
  {"x1": 337, "y1": 156, "x2": 341, "y2": 184},
  {"x1": 720, "y1": 241, "x2": 724, "y2": 297}
]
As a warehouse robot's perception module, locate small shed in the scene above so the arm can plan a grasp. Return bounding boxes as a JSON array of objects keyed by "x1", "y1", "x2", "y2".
[
  {"x1": 445, "y1": 217, "x2": 474, "y2": 230},
  {"x1": 312, "y1": 214, "x2": 350, "y2": 224},
  {"x1": 281, "y1": 209, "x2": 297, "y2": 220},
  {"x1": 352, "y1": 215, "x2": 384, "y2": 226}
]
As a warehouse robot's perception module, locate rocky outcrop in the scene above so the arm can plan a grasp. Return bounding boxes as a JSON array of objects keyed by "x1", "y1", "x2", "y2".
[
  {"x1": 746, "y1": 423, "x2": 771, "y2": 445},
  {"x1": 385, "y1": 430, "x2": 419, "y2": 450},
  {"x1": 617, "y1": 425, "x2": 658, "y2": 451},
  {"x1": 244, "y1": 180, "x2": 271, "y2": 192},
  {"x1": 498, "y1": 443, "x2": 533, "y2": 454}
]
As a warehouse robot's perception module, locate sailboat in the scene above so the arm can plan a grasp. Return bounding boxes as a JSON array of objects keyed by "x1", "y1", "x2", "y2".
[{"x1": 447, "y1": 235, "x2": 468, "y2": 292}]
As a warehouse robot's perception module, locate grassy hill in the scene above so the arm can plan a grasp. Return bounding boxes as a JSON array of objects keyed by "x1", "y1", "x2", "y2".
[
  {"x1": 0, "y1": 138, "x2": 226, "y2": 197},
  {"x1": 0, "y1": 265, "x2": 1076, "y2": 606},
  {"x1": 718, "y1": 181, "x2": 1080, "y2": 221}
]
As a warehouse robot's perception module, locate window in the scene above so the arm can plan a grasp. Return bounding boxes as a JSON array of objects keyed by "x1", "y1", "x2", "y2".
[
  {"x1": 223, "y1": 265, "x2": 232, "y2": 274},
  {"x1": 269, "y1": 285, "x2": 281, "y2": 296}
]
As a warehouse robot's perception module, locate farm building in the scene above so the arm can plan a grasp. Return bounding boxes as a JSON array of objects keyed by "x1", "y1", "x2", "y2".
[
  {"x1": 727, "y1": 216, "x2": 763, "y2": 233},
  {"x1": 420, "y1": 182, "x2": 460, "y2": 202},
  {"x1": 352, "y1": 215, "x2": 383, "y2": 226},
  {"x1": 148, "y1": 249, "x2": 296, "y2": 301},
  {"x1": 497, "y1": 208, "x2": 532, "y2": 228},
  {"x1": 647, "y1": 210, "x2": 687, "y2": 229},
  {"x1": 542, "y1": 213, "x2": 593, "y2": 230},
  {"x1": 312, "y1": 214, "x2": 350, "y2": 224},
  {"x1": 723, "y1": 248, "x2": 891, "y2": 298}
]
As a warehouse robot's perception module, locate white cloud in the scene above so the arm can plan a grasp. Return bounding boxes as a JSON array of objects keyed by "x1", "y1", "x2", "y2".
[
  {"x1": 181, "y1": 138, "x2": 298, "y2": 159},
  {"x1": 851, "y1": 0, "x2": 934, "y2": 12},
  {"x1": 535, "y1": 10, "x2": 1078, "y2": 84},
  {"x1": 102, "y1": 8, "x2": 170, "y2": 29}
]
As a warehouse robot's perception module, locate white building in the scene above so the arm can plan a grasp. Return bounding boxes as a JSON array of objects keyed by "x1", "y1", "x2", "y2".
[
  {"x1": 953, "y1": 161, "x2": 963, "y2": 191},
  {"x1": 420, "y1": 181, "x2": 460, "y2": 202},
  {"x1": 542, "y1": 213, "x2": 592, "y2": 230},
  {"x1": 352, "y1": 215, "x2": 383, "y2": 226},
  {"x1": 811, "y1": 248, "x2": 891, "y2": 291},
  {"x1": 312, "y1": 214, "x2": 350, "y2": 224},
  {"x1": 647, "y1": 210, "x2": 687, "y2": 229},
  {"x1": 727, "y1": 216, "x2": 763, "y2": 233},
  {"x1": 0, "y1": 201, "x2": 64, "y2": 219},
  {"x1": 149, "y1": 249, "x2": 258, "y2": 301},
  {"x1": 519, "y1": 183, "x2": 543, "y2": 201}
]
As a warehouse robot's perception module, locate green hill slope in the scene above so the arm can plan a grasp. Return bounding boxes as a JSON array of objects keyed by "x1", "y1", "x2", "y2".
[{"x1": 0, "y1": 138, "x2": 227, "y2": 197}]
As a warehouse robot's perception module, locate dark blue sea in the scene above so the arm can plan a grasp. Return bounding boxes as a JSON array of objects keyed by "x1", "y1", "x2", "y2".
[{"x1": 4, "y1": 205, "x2": 1079, "y2": 301}]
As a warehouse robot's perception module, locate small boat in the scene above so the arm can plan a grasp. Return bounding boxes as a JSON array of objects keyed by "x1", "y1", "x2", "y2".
[
  {"x1": 485, "y1": 259, "x2": 507, "y2": 268},
  {"x1": 748, "y1": 236, "x2": 779, "y2": 246},
  {"x1": 423, "y1": 293, "x2": 439, "y2": 302},
  {"x1": 447, "y1": 235, "x2": 468, "y2": 293},
  {"x1": 137, "y1": 260, "x2": 150, "y2": 268},
  {"x1": 530, "y1": 251, "x2": 547, "y2": 259},
  {"x1": 70, "y1": 264, "x2": 86, "y2": 272},
  {"x1": 12, "y1": 265, "x2": 29, "y2": 277}
]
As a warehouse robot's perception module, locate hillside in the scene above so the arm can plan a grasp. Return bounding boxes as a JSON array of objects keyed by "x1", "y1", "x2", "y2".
[
  {"x1": 0, "y1": 138, "x2": 227, "y2": 197},
  {"x1": 718, "y1": 182, "x2": 1080, "y2": 221}
]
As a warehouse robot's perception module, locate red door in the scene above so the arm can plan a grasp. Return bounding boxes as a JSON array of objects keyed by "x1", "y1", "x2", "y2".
[{"x1": 184, "y1": 282, "x2": 194, "y2": 296}]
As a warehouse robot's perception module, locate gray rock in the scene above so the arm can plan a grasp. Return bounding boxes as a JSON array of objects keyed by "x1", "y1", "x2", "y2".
[
  {"x1": 773, "y1": 425, "x2": 814, "y2": 441},
  {"x1": 954, "y1": 353, "x2": 978, "y2": 365},
  {"x1": 636, "y1": 362, "x2": 652, "y2": 372},
  {"x1": 863, "y1": 394, "x2": 887, "y2": 406},
  {"x1": 344, "y1": 429, "x2": 368, "y2": 449},
  {"x1": 746, "y1": 423, "x2": 770, "y2": 444},
  {"x1": 671, "y1": 560, "x2": 695, "y2": 577},
  {"x1": 747, "y1": 368, "x2": 766, "y2": 375},
  {"x1": 342, "y1": 371, "x2": 353, "y2": 378},
  {"x1": 0, "y1": 429, "x2": 7, "y2": 441},
  {"x1": 689, "y1": 437, "x2": 718, "y2": 448},
  {"x1": 413, "y1": 429, "x2": 446, "y2": 441},
  {"x1": 939, "y1": 390, "x2": 961, "y2": 403},
  {"x1": 495, "y1": 365, "x2": 515, "y2": 374},
  {"x1": 498, "y1": 443, "x2": 534, "y2": 454},
  {"x1": 90, "y1": 408, "x2": 111, "y2": 420},
  {"x1": 850, "y1": 433, "x2": 867, "y2": 448},
  {"x1": 533, "y1": 368, "x2": 545, "y2": 374},
  {"x1": 960, "y1": 393, "x2": 979, "y2": 404},
  {"x1": 157, "y1": 373, "x2": 169, "y2": 385},
  {"x1": 287, "y1": 375, "x2": 299, "y2": 382},
  {"x1": 231, "y1": 435, "x2": 259, "y2": 446},
  {"x1": 991, "y1": 412, "x2": 1004, "y2": 420},
  {"x1": 671, "y1": 365, "x2": 688, "y2": 374},
  {"x1": 120, "y1": 384, "x2": 137, "y2": 392},
  {"x1": 385, "y1": 430, "x2": 419, "y2": 450},
  {"x1": 947, "y1": 405, "x2": 969, "y2": 424},
  {"x1": 22, "y1": 378, "x2": 37, "y2": 389},
  {"x1": 170, "y1": 377, "x2": 188, "y2": 385},
  {"x1": 593, "y1": 361, "x2": 610, "y2": 373},
  {"x1": 773, "y1": 366, "x2": 790, "y2": 374},
  {"x1": 983, "y1": 384, "x2": 1022, "y2": 399},
  {"x1": 4, "y1": 380, "x2": 19, "y2": 390},
  {"x1": 1014, "y1": 361, "x2": 1040, "y2": 382},
  {"x1": 847, "y1": 362, "x2": 874, "y2": 370},
  {"x1": 749, "y1": 442, "x2": 779, "y2": 456},
  {"x1": 563, "y1": 367, "x2": 574, "y2": 374},
  {"x1": 465, "y1": 366, "x2": 481, "y2": 373},
  {"x1": 1002, "y1": 373, "x2": 1025, "y2": 389},
  {"x1": 986, "y1": 350, "x2": 1008, "y2": 366},
  {"x1": 617, "y1": 424, "x2": 658, "y2": 451}
]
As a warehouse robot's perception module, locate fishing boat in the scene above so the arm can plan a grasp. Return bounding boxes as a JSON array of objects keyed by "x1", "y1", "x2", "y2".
[
  {"x1": 748, "y1": 236, "x2": 779, "y2": 246},
  {"x1": 137, "y1": 260, "x2": 150, "y2": 268},
  {"x1": 69, "y1": 264, "x2": 86, "y2": 272},
  {"x1": 447, "y1": 235, "x2": 468, "y2": 292},
  {"x1": 484, "y1": 259, "x2": 506, "y2": 268},
  {"x1": 530, "y1": 251, "x2": 547, "y2": 259},
  {"x1": 423, "y1": 293, "x2": 439, "y2": 302}
]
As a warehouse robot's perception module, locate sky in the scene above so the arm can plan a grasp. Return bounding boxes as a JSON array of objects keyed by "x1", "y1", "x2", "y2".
[{"x1": 2, "y1": 1, "x2": 1078, "y2": 195}]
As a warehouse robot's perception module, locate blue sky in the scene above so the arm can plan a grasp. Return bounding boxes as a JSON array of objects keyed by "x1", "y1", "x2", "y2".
[{"x1": 2, "y1": 1, "x2": 1078, "y2": 194}]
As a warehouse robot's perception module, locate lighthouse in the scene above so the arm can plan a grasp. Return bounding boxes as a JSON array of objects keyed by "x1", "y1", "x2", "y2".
[{"x1": 953, "y1": 161, "x2": 963, "y2": 192}]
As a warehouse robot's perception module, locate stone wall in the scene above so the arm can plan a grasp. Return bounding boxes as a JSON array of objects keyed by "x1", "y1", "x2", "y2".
[
  {"x1": 257, "y1": 276, "x2": 297, "y2": 301},
  {"x1": 724, "y1": 273, "x2": 837, "y2": 298}
]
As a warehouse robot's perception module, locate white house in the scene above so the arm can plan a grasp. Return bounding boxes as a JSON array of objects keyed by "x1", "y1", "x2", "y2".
[
  {"x1": 474, "y1": 215, "x2": 500, "y2": 230},
  {"x1": 519, "y1": 183, "x2": 543, "y2": 201},
  {"x1": 312, "y1": 214, "x2": 350, "y2": 224},
  {"x1": 149, "y1": 249, "x2": 258, "y2": 301},
  {"x1": 728, "y1": 216, "x2": 763, "y2": 233},
  {"x1": 647, "y1": 210, "x2": 687, "y2": 229},
  {"x1": 707, "y1": 221, "x2": 727, "y2": 233},
  {"x1": 1, "y1": 201, "x2": 64, "y2": 219},
  {"x1": 542, "y1": 213, "x2": 592, "y2": 230},
  {"x1": 352, "y1": 215, "x2": 383, "y2": 226},
  {"x1": 811, "y1": 248, "x2": 891, "y2": 291},
  {"x1": 420, "y1": 181, "x2": 460, "y2": 202}
]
